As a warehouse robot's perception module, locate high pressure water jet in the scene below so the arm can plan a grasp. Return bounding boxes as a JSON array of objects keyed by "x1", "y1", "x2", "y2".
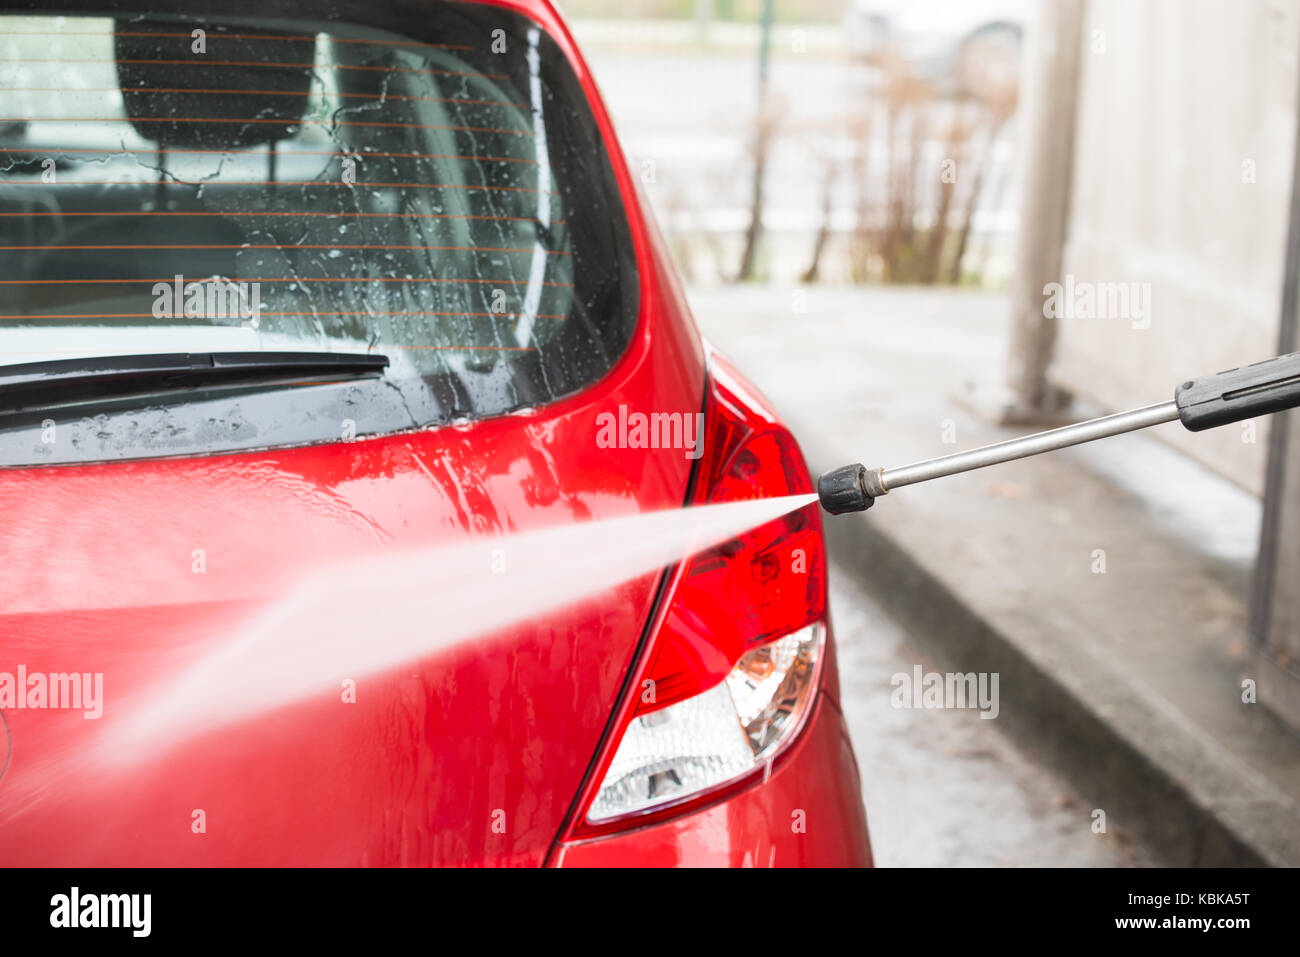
[{"x1": 817, "y1": 352, "x2": 1300, "y2": 514}]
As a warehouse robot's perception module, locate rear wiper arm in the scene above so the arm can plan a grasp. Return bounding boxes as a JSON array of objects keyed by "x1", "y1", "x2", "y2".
[{"x1": 0, "y1": 351, "x2": 389, "y2": 414}]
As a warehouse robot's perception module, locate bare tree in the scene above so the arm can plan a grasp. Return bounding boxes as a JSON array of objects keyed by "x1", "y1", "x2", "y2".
[
  {"x1": 948, "y1": 47, "x2": 1020, "y2": 284},
  {"x1": 802, "y1": 154, "x2": 839, "y2": 283},
  {"x1": 920, "y1": 104, "x2": 976, "y2": 284},
  {"x1": 736, "y1": 97, "x2": 783, "y2": 281}
]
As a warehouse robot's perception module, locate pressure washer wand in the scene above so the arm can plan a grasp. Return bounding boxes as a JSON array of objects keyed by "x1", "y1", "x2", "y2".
[{"x1": 818, "y1": 352, "x2": 1300, "y2": 514}]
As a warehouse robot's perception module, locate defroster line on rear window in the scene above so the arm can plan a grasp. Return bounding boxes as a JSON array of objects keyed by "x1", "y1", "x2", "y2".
[
  {"x1": 0, "y1": 277, "x2": 575, "y2": 287},
  {"x1": 0, "y1": 245, "x2": 571, "y2": 254},
  {"x1": 0, "y1": 345, "x2": 541, "y2": 355},
  {"x1": 0, "y1": 181, "x2": 549, "y2": 194},
  {"x1": 0, "y1": 212, "x2": 567, "y2": 224},
  {"x1": 0, "y1": 148, "x2": 539, "y2": 163},
  {"x1": 5, "y1": 58, "x2": 508, "y2": 80},
  {"x1": 5, "y1": 87, "x2": 528, "y2": 109},
  {"x1": 0, "y1": 311, "x2": 569, "y2": 320},
  {"x1": 1, "y1": 116, "x2": 535, "y2": 135},
  {"x1": 0, "y1": 30, "x2": 473, "y2": 52}
]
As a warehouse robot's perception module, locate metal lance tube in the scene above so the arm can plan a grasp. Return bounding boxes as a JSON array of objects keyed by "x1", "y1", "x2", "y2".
[
  {"x1": 879, "y1": 401, "x2": 1178, "y2": 493},
  {"x1": 817, "y1": 354, "x2": 1300, "y2": 515}
]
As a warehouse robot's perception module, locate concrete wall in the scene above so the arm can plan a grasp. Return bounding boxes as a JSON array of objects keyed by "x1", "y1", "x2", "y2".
[{"x1": 1052, "y1": 0, "x2": 1299, "y2": 494}]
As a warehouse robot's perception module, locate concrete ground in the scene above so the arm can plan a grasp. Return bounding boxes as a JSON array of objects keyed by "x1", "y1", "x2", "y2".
[
  {"x1": 691, "y1": 282, "x2": 1300, "y2": 867},
  {"x1": 831, "y1": 562, "x2": 1154, "y2": 866}
]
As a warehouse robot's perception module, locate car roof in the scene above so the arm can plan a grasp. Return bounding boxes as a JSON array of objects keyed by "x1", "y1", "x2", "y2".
[{"x1": 452, "y1": 0, "x2": 560, "y2": 21}]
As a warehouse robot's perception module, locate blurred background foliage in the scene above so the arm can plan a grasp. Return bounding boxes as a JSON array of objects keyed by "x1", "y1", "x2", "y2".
[{"x1": 571, "y1": 0, "x2": 1025, "y2": 288}]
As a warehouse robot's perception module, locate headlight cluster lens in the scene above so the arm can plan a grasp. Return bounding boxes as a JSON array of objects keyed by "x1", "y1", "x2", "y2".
[{"x1": 587, "y1": 623, "x2": 823, "y2": 823}]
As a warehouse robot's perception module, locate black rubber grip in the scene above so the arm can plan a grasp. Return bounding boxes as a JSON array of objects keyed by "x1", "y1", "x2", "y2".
[
  {"x1": 1175, "y1": 352, "x2": 1300, "y2": 432},
  {"x1": 818, "y1": 463, "x2": 875, "y2": 514}
]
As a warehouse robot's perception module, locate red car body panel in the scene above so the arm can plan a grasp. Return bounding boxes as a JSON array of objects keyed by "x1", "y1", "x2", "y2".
[{"x1": 0, "y1": 0, "x2": 872, "y2": 867}]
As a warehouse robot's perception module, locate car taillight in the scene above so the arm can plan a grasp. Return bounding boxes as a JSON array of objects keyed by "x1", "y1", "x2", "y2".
[{"x1": 572, "y1": 358, "x2": 829, "y2": 833}]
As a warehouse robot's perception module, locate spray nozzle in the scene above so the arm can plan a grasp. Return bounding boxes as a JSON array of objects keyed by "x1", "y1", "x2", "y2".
[{"x1": 816, "y1": 463, "x2": 876, "y2": 514}]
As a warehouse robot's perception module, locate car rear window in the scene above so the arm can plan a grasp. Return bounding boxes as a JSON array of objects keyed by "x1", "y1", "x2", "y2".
[{"x1": 0, "y1": 1, "x2": 638, "y2": 464}]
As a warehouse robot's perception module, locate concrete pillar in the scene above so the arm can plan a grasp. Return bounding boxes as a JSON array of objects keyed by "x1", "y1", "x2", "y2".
[
  {"x1": 1003, "y1": 0, "x2": 1086, "y2": 420},
  {"x1": 1255, "y1": 417, "x2": 1300, "y2": 732},
  {"x1": 1252, "y1": 30, "x2": 1300, "y2": 733}
]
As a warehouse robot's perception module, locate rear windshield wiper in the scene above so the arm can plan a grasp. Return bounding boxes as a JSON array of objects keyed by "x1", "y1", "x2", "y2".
[{"x1": 0, "y1": 351, "x2": 389, "y2": 415}]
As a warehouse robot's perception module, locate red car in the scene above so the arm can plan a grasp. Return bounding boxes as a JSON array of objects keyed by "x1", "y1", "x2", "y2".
[{"x1": 0, "y1": 0, "x2": 872, "y2": 866}]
